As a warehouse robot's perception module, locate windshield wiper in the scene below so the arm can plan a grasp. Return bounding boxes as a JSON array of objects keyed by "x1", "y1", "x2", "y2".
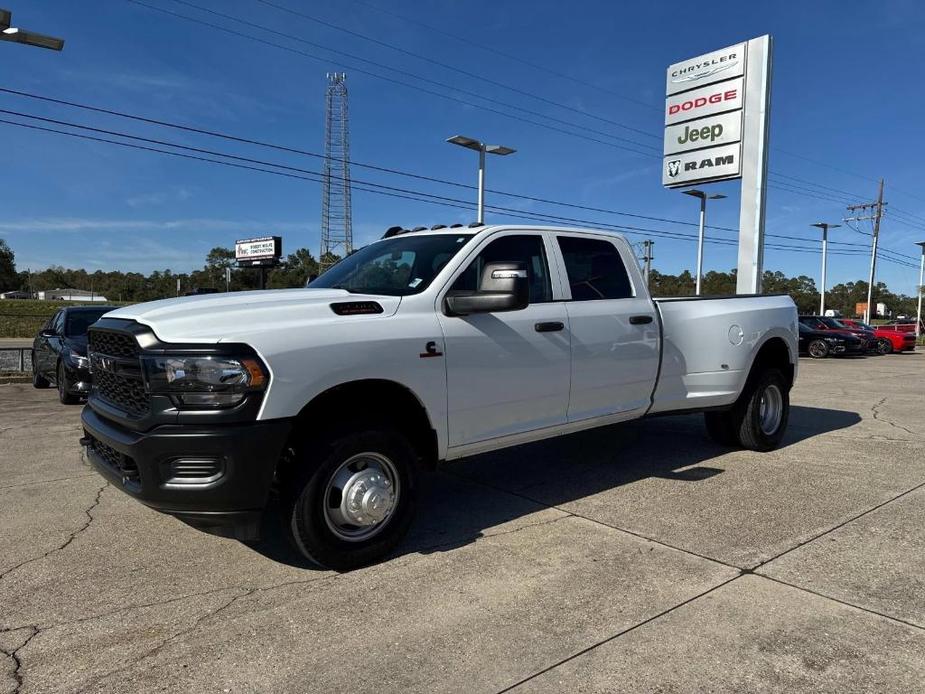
[{"x1": 329, "y1": 284, "x2": 360, "y2": 294}]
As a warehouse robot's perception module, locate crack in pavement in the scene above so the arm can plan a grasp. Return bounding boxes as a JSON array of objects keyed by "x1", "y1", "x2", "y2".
[
  {"x1": 871, "y1": 396, "x2": 918, "y2": 437},
  {"x1": 0, "y1": 625, "x2": 39, "y2": 694},
  {"x1": 0, "y1": 482, "x2": 108, "y2": 584},
  {"x1": 0, "y1": 474, "x2": 98, "y2": 492},
  {"x1": 1, "y1": 512, "x2": 568, "y2": 636}
]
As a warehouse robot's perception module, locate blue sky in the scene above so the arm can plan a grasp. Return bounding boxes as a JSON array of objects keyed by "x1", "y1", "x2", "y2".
[{"x1": 3, "y1": 0, "x2": 925, "y2": 294}]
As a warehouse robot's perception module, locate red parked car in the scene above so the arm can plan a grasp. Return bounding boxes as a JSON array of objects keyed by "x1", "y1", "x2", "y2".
[{"x1": 839, "y1": 319, "x2": 916, "y2": 354}]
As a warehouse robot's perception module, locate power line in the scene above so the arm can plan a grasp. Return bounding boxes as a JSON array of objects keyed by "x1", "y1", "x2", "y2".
[
  {"x1": 347, "y1": 0, "x2": 661, "y2": 113},
  {"x1": 127, "y1": 0, "x2": 660, "y2": 156},
  {"x1": 125, "y1": 0, "x2": 925, "y2": 226},
  {"x1": 5, "y1": 114, "x2": 922, "y2": 272},
  {"x1": 4, "y1": 94, "x2": 914, "y2": 265},
  {"x1": 0, "y1": 87, "x2": 709, "y2": 230},
  {"x1": 249, "y1": 0, "x2": 662, "y2": 140}
]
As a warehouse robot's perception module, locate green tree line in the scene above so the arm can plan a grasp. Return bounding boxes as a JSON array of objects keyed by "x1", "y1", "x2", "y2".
[
  {"x1": 0, "y1": 239, "x2": 919, "y2": 317},
  {"x1": 649, "y1": 268, "x2": 920, "y2": 317}
]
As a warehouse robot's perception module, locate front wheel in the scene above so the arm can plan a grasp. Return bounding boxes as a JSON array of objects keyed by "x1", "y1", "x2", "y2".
[
  {"x1": 57, "y1": 362, "x2": 80, "y2": 405},
  {"x1": 876, "y1": 338, "x2": 893, "y2": 355},
  {"x1": 32, "y1": 354, "x2": 50, "y2": 389},
  {"x1": 807, "y1": 339, "x2": 829, "y2": 359},
  {"x1": 284, "y1": 427, "x2": 417, "y2": 571}
]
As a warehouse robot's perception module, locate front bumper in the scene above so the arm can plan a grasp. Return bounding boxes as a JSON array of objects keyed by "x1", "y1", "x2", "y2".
[{"x1": 81, "y1": 405, "x2": 292, "y2": 540}]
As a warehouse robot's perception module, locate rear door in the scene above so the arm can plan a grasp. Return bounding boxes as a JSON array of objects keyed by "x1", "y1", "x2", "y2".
[
  {"x1": 552, "y1": 234, "x2": 660, "y2": 422},
  {"x1": 437, "y1": 231, "x2": 571, "y2": 448}
]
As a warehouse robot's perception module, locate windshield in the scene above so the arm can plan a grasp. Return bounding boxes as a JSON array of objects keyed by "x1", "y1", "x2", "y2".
[
  {"x1": 309, "y1": 233, "x2": 474, "y2": 296},
  {"x1": 65, "y1": 309, "x2": 111, "y2": 337}
]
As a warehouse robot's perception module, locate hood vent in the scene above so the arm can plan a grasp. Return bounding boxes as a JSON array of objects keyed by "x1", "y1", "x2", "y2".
[{"x1": 330, "y1": 301, "x2": 384, "y2": 316}]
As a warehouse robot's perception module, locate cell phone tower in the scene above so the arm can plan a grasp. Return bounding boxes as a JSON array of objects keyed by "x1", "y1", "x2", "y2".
[{"x1": 319, "y1": 72, "x2": 353, "y2": 272}]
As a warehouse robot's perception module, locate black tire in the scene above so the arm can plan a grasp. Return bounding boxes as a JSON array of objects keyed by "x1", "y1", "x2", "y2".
[
  {"x1": 807, "y1": 339, "x2": 829, "y2": 359},
  {"x1": 734, "y1": 369, "x2": 789, "y2": 452},
  {"x1": 57, "y1": 362, "x2": 80, "y2": 405},
  {"x1": 32, "y1": 354, "x2": 50, "y2": 389},
  {"x1": 703, "y1": 369, "x2": 789, "y2": 452},
  {"x1": 284, "y1": 427, "x2": 417, "y2": 571},
  {"x1": 876, "y1": 338, "x2": 893, "y2": 355},
  {"x1": 704, "y1": 410, "x2": 738, "y2": 446}
]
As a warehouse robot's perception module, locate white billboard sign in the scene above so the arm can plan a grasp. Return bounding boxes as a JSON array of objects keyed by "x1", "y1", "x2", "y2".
[
  {"x1": 664, "y1": 110, "x2": 742, "y2": 156},
  {"x1": 665, "y1": 77, "x2": 743, "y2": 126},
  {"x1": 665, "y1": 42, "x2": 745, "y2": 96},
  {"x1": 235, "y1": 236, "x2": 281, "y2": 262},
  {"x1": 662, "y1": 143, "x2": 741, "y2": 187}
]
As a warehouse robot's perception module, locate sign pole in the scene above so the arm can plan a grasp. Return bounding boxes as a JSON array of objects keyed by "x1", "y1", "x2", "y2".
[{"x1": 735, "y1": 35, "x2": 773, "y2": 294}]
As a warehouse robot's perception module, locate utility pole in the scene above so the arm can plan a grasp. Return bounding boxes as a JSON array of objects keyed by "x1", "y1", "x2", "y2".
[
  {"x1": 846, "y1": 179, "x2": 886, "y2": 323},
  {"x1": 915, "y1": 241, "x2": 925, "y2": 339},
  {"x1": 641, "y1": 240, "x2": 654, "y2": 285}
]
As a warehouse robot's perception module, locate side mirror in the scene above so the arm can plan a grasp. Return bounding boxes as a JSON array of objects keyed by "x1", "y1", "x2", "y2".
[
  {"x1": 445, "y1": 261, "x2": 530, "y2": 316},
  {"x1": 39, "y1": 328, "x2": 57, "y2": 337}
]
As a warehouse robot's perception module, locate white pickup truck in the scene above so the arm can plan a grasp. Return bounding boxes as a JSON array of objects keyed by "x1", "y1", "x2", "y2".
[{"x1": 80, "y1": 224, "x2": 798, "y2": 569}]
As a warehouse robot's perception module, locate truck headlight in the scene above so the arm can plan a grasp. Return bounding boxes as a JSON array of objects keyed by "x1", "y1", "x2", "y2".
[{"x1": 141, "y1": 355, "x2": 268, "y2": 408}]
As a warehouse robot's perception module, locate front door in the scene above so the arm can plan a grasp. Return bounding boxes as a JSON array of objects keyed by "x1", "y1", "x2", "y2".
[{"x1": 437, "y1": 232, "x2": 571, "y2": 448}]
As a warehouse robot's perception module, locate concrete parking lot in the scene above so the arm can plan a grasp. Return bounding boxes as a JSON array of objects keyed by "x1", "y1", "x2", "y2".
[{"x1": 1, "y1": 354, "x2": 923, "y2": 693}]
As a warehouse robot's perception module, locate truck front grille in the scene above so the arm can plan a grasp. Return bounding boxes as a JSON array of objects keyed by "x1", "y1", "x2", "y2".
[
  {"x1": 88, "y1": 328, "x2": 149, "y2": 418},
  {"x1": 88, "y1": 330, "x2": 139, "y2": 359}
]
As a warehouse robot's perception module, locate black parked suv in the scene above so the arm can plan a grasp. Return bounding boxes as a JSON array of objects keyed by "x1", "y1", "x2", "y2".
[
  {"x1": 32, "y1": 305, "x2": 117, "y2": 403},
  {"x1": 797, "y1": 322, "x2": 864, "y2": 358}
]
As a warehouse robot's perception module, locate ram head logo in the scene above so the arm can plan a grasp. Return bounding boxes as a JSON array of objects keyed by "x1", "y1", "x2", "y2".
[{"x1": 667, "y1": 159, "x2": 681, "y2": 178}]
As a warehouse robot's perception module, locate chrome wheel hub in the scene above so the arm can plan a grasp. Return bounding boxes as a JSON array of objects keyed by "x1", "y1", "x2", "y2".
[
  {"x1": 758, "y1": 384, "x2": 783, "y2": 435},
  {"x1": 323, "y1": 452, "x2": 400, "y2": 542},
  {"x1": 341, "y1": 468, "x2": 394, "y2": 526}
]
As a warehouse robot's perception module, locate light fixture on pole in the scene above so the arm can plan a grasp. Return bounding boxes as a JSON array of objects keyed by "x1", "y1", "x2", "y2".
[
  {"x1": 446, "y1": 134, "x2": 515, "y2": 224},
  {"x1": 0, "y1": 8, "x2": 64, "y2": 50},
  {"x1": 811, "y1": 223, "x2": 840, "y2": 315},
  {"x1": 915, "y1": 241, "x2": 925, "y2": 339},
  {"x1": 682, "y1": 189, "x2": 726, "y2": 295}
]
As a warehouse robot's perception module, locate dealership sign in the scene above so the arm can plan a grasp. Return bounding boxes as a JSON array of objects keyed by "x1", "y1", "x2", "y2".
[
  {"x1": 235, "y1": 236, "x2": 282, "y2": 267},
  {"x1": 662, "y1": 35, "x2": 773, "y2": 294},
  {"x1": 663, "y1": 42, "x2": 748, "y2": 187}
]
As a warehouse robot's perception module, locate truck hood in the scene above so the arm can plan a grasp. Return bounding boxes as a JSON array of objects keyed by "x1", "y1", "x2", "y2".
[{"x1": 104, "y1": 288, "x2": 401, "y2": 343}]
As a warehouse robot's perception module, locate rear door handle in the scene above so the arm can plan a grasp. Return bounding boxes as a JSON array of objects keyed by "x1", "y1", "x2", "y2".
[
  {"x1": 629, "y1": 315, "x2": 654, "y2": 325},
  {"x1": 535, "y1": 321, "x2": 564, "y2": 333}
]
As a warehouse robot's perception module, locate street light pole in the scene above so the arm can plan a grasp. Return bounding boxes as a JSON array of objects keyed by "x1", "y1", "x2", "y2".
[
  {"x1": 811, "y1": 223, "x2": 840, "y2": 315},
  {"x1": 916, "y1": 241, "x2": 925, "y2": 339},
  {"x1": 477, "y1": 146, "x2": 485, "y2": 224},
  {"x1": 446, "y1": 135, "x2": 515, "y2": 224},
  {"x1": 0, "y1": 9, "x2": 65, "y2": 50},
  {"x1": 682, "y1": 189, "x2": 726, "y2": 295}
]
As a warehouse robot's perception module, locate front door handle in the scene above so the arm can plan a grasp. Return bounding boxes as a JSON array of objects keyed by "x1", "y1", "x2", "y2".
[
  {"x1": 629, "y1": 315, "x2": 654, "y2": 325},
  {"x1": 535, "y1": 321, "x2": 564, "y2": 333}
]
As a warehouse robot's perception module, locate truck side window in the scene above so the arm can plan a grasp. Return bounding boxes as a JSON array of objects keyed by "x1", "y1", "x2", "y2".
[
  {"x1": 52, "y1": 311, "x2": 66, "y2": 335},
  {"x1": 557, "y1": 236, "x2": 633, "y2": 301},
  {"x1": 451, "y1": 235, "x2": 552, "y2": 303}
]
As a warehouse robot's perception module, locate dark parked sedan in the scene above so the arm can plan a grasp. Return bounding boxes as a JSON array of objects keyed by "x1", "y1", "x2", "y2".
[
  {"x1": 798, "y1": 322, "x2": 864, "y2": 358},
  {"x1": 32, "y1": 305, "x2": 117, "y2": 403}
]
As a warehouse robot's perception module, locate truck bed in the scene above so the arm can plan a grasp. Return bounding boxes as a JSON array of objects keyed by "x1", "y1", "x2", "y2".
[{"x1": 648, "y1": 294, "x2": 797, "y2": 414}]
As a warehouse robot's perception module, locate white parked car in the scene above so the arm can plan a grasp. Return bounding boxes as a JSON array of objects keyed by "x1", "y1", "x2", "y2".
[{"x1": 81, "y1": 225, "x2": 798, "y2": 569}]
